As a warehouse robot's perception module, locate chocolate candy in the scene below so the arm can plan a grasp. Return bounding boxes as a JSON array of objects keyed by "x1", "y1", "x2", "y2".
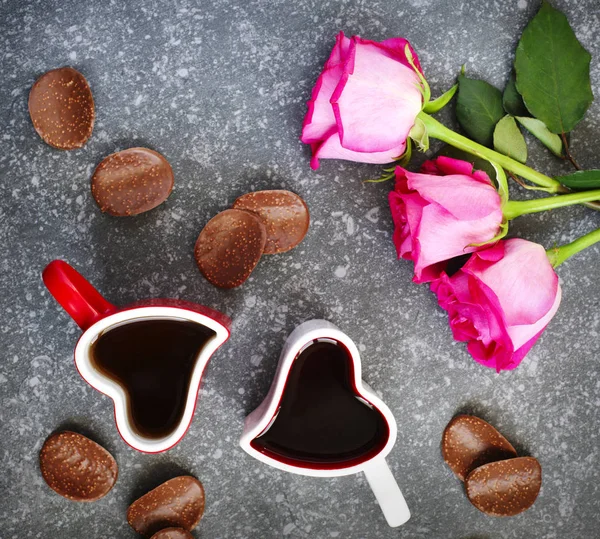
[
  {"x1": 465, "y1": 456, "x2": 542, "y2": 516},
  {"x1": 127, "y1": 476, "x2": 205, "y2": 537},
  {"x1": 442, "y1": 415, "x2": 517, "y2": 481},
  {"x1": 91, "y1": 147, "x2": 174, "y2": 216},
  {"x1": 232, "y1": 190, "x2": 310, "y2": 254},
  {"x1": 150, "y1": 529, "x2": 194, "y2": 539},
  {"x1": 39, "y1": 431, "x2": 118, "y2": 502},
  {"x1": 28, "y1": 67, "x2": 94, "y2": 150},
  {"x1": 195, "y1": 208, "x2": 267, "y2": 288}
]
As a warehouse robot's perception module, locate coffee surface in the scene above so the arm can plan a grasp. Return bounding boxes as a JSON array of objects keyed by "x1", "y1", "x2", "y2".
[
  {"x1": 253, "y1": 340, "x2": 389, "y2": 467},
  {"x1": 91, "y1": 318, "x2": 215, "y2": 439}
]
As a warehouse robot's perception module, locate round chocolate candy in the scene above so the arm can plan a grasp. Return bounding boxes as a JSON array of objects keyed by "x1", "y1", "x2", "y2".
[
  {"x1": 150, "y1": 528, "x2": 194, "y2": 539},
  {"x1": 28, "y1": 67, "x2": 94, "y2": 150},
  {"x1": 127, "y1": 476, "x2": 205, "y2": 537},
  {"x1": 39, "y1": 431, "x2": 118, "y2": 502},
  {"x1": 194, "y1": 208, "x2": 267, "y2": 288},
  {"x1": 465, "y1": 456, "x2": 542, "y2": 517},
  {"x1": 91, "y1": 147, "x2": 174, "y2": 216},
  {"x1": 232, "y1": 190, "x2": 310, "y2": 254},
  {"x1": 442, "y1": 415, "x2": 517, "y2": 481}
]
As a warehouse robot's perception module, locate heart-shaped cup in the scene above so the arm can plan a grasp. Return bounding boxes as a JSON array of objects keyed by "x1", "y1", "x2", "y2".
[
  {"x1": 43, "y1": 260, "x2": 230, "y2": 453},
  {"x1": 239, "y1": 320, "x2": 410, "y2": 527}
]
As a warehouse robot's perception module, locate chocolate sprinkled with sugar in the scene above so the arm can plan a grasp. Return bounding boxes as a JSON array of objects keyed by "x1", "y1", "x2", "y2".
[
  {"x1": 194, "y1": 208, "x2": 267, "y2": 288},
  {"x1": 39, "y1": 431, "x2": 118, "y2": 502},
  {"x1": 442, "y1": 415, "x2": 517, "y2": 481},
  {"x1": 150, "y1": 528, "x2": 194, "y2": 539},
  {"x1": 232, "y1": 190, "x2": 309, "y2": 254},
  {"x1": 127, "y1": 476, "x2": 205, "y2": 537},
  {"x1": 465, "y1": 456, "x2": 542, "y2": 517},
  {"x1": 28, "y1": 67, "x2": 94, "y2": 150},
  {"x1": 91, "y1": 147, "x2": 174, "y2": 216}
]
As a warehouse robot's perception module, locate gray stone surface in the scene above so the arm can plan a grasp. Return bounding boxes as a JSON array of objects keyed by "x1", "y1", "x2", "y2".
[{"x1": 1, "y1": 0, "x2": 599, "y2": 537}]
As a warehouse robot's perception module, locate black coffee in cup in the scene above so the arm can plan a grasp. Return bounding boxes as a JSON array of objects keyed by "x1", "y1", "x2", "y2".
[
  {"x1": 251, "y1": 340, "x2": 389, "y2": 468},
  {"x1": 91, "y1": 318, "x2": 215, "y2": 439}
]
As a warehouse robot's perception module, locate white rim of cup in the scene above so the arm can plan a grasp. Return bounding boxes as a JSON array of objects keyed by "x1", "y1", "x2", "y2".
[
  {"x1": 74, "y1": 306, "x2": 230, "y2": 453},
  {"x1": 239, "y1": 319, "x2": 398, "y2": 477}
]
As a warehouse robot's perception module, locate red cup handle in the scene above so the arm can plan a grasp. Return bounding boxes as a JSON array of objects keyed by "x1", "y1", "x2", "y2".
[{"x1": 42, "y1": 260, "x2": 116, "y2": 331}]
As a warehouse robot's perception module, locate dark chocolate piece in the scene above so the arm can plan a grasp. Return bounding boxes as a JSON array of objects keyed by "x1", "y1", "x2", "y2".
[
  {"x1": 127, "y1": 476, "x2": 205, "y2": 537},
  {"x1": 150, "y1": 528, "x2": 194, "y2": 539},
  {"x1": 465, "y1": 456, "x2": 542, "y2": 516},
  {"x1": 28, "y1": 67, "x2": 94, "y2": 150},
  {"x1": 194, "y1": 208, "x2": 267, "y2": 288},
  {"x1": 442, "y1": 415, "x2": 517, "y2": 481},
  {"x1": 91, "y1": 147, "x2": 174, "y2": 216},
  {"x1": 232, "y1": 190, "x2": 310, "y2": 254},
  {"x1": 39, "y1": 431, "x2": 118, "y2": 502}
]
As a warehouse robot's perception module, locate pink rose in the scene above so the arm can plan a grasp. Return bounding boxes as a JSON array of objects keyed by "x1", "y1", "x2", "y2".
[
  {"x1": 431, "y1": 239, "x2": 562, "y2": 372},
  {"x1": 389, "y1": 156, "x2": 503, "y2": 283},
  {"x1": 301, "y1": 32, "x2": 424, "y2": 169}
]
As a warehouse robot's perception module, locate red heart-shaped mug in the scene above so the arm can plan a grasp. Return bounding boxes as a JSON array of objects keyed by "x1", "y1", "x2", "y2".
[{"x1": 43, "y1": 260, "x2": 231, "y2": 453}]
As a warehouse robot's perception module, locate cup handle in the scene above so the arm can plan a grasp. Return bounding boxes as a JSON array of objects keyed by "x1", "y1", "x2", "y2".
[
  {"x1": 42, "y1": 260, "x2": 115, "y2": 331},
  {"x1": 363, "y1": 458, "x2": 411, "y2": 527}
]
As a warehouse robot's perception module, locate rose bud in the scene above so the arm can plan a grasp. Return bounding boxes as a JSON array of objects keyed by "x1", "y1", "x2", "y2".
[
  {"x1": 389, "y1": 156, "x2": 503, "y2": 283},
  {"x1": 301, "y1": 32, "x2": 424, "y2": 169},
  {"x1": 431, "y1": 238, "x2": 562, "y2": 372}
]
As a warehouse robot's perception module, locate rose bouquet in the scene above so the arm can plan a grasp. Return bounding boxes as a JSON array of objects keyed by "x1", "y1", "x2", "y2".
[{"x1": 301, "y1": 2, "x2": 600, "y2": 372}]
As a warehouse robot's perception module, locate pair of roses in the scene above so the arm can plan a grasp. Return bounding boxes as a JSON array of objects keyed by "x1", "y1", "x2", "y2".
[{"x1": 300, "y1": 30, "x2": 599, "y2": 372}]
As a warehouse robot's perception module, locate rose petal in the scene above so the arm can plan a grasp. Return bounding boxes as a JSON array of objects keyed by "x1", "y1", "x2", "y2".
[
  {"x1": 467, "y1": 239, "x2": 559, "y2": 326},
  {"x1": 509, "y1": 283, "x2": 562, "y2": 353},
  {"x1": 310, "y1": 131, "x2": 405, "y2": 169},
  {"x1": 301, "y1": 33, "x2": 352, "y2": 144},
  {"x1": 331, "y1": 37, "x2": 422, "y2": 153},
  {"x1": 389, "y1": 191, "x2": 413, "y2": 259},
  {"x1": 401, "y1": 169, "x2": 502, "y2": 221},
  {"x1": 378, "y1": 37, "x2": 423, "y2": 73}
]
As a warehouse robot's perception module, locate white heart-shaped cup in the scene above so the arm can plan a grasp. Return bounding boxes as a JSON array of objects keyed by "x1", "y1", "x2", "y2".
[
  {"x1": 240, "y1": 319, "x2": 410, "y2": 527},
  {"x1": 43, "y1": 260, "x2": 230, "y2": 453}
]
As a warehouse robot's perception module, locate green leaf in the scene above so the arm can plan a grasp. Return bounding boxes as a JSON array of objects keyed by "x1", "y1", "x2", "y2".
[
  {"x1": 502, "y1": 73, "x2": 528, "y2": 117},
  {"x1": 514, "y1": 1, "x2": 593, "y2": 134},
  {"x1": 456, "y1": 74, "x2": 504, "y2": 146},
  {"x1": 556, "y1": 170, "x2": 600, "y2": 190},
  {"x1": 493, "y1": 115, "x2": 528, "y2": 164},
  {"x1": 515, "y1": 116, "x2": 563, "y2": 157},
  {"x1": 423, "y1": 83, "x2": 458, "y2": 114}
]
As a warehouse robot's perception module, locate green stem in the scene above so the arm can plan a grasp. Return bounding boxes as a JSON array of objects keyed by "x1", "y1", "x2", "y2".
[
  {"x1": 418, "y1": 111, "x2": 564, "y2": 193},
  {"x1": 547, "y1": 227, "x2": 600, "y2": 267},
  {"x1": 503, "y1": 189, "x2": 600, "y2": 220}
]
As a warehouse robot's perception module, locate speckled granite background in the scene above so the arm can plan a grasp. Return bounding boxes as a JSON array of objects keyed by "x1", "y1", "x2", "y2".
[{"x1": 1, "y1": 0, "x2": 599, "y2": 537}]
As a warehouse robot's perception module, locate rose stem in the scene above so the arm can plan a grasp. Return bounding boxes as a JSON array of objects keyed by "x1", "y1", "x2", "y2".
[
  {"x1": 417, "y1": 111, "x2": 566, "y2": 193},
  {"x1": 503, "y1": 189, "x2": 600, "y2": 219},
  {"x1": 547, "y1": 227, "x2": 600, "y2": 267}
]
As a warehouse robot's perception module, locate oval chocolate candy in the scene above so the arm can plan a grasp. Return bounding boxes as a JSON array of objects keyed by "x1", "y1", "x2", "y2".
[
  {"x1": 442, "y1": 415, "x2": 517, "y2": 481},
  {"x1": 29, "y1": 67, "x2": 94, "y2": 150},
  {"x1": 465, "y1": 456, "x2": 542, "y2": 517},
  {"x1": 91, "y1": 147, "x2": 174, "y2": 216},
  {"x1": 127, "y1": 476, "x2": 205, "y2": 537},
  {"x1": 150, "y1": 528, "x2": 194, "y2": 539},
  {"x1": 39, "y1": 431, "x2": 118, "y2": 502},
  {"x1": 232, "y1": 190, "x2": 310, "y2": 254},
  {"x1": 195, "y1": 208, "x2": 267, "y2": 288}
]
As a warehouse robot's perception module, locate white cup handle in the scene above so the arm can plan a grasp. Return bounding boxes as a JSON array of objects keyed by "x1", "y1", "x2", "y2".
[{"x1": 363, "y1": 458, "x2": 410, "y2": 527}]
